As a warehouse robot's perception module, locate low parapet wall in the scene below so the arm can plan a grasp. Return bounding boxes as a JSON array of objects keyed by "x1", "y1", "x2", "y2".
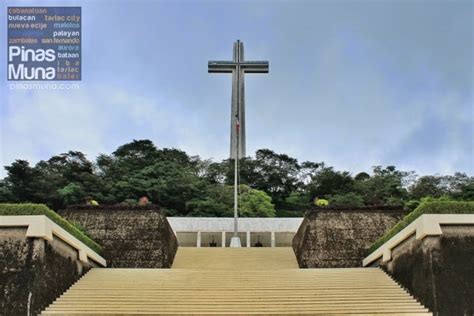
[
  {"x1": 168, "y1": 217, "x2": 303, "y2": 247},
  {"x1": 364, "y1": 214, "x2": 474, "y2": 316},
  {"x1": 0, "y1": 215, "x2": 104, "y2": 316},
  {"x1": 60, "y1": 206, "x2": 178, "y2": 268},
  {"x1": 292, "y1": 207, "x2": 405, "y2": 268}
]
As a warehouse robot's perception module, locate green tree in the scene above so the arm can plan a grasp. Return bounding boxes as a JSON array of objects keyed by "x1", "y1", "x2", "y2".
[
  {"x1": 251, "y1": 149, "x2": 300, "y2": 206},
  {"x1": 356, "y1": 166, "x2": 412, "y2": 205},
  {"x1": 354, "y1": 172, "x2": 370, "y2": 181},
  {"x1": 3, "y1": 160, "x2": 39, "y2": 203},
  {"x1": 282, "y1": 191, "x2": 311, "y2": 210},
  {"x1": 128, "y1": 161, "x2": 205, "y2": 214},
  {"x1": 58, "y1": 182, "x2": 86, "y2": 206},
  {"x1": 198, "y1": 160, "x2": 227, "y2": 184},
  {"x1": 446, "y1": 172, "x2": 474, "y2": 200},
  {"x1": 34, "y1": 151, "x2": 101, "y2": 208},
  {"x1": 186, "y1": 184, "x2": 234, "y2": 217},
  {"x1": 409, "y1": 175, "x2": 445, "y2": 199},
  {"x1": 97, "y1": 140, "x2": 204, "y2": 211},
  {"x1": 98, "y1": 140, "x2": 159, "y2": 181},
  {"x1": 239, "y1": 185, "x2": 276, "y2": 217},
  {"x1": 0, "y1": 180, "x2": 14, "y2": 202},
  {"x1": 407, "y1": 173, "x2": 474, "y2": 205},
  {"x1": 329, "y1": 192, "x2": 364, "y2": 207},
  {"x1": 186, "y1": 184, "x2": 275, "y2": 217},
  {"x1": 113, "y1": 139, "x2": 158, "y2": 160},
  {"x1": 307, "y1": 167, "x2": 354, "y2": 199},
  {"x1": 299, "y1": 161, "x2": 322, "y2": 185}
]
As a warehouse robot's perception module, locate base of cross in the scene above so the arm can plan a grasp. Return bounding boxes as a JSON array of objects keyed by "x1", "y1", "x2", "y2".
[{"x1": 229, "y1": 236, "x2": 242, "y2": 248}]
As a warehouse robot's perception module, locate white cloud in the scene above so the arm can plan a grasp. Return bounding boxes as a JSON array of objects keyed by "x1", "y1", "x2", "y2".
[
  {"x1": 0, "y1": 84, "x2": 233, "y2": 177},
  {"x1": 2, "y1": 88, "x2": 106, "y2": 174}
]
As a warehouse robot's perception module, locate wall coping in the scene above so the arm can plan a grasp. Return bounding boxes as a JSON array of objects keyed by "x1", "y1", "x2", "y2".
[
  {"x1": 363, "y1": 214, "x2": 474, "y2": 267},
  {"x1": 0, "y1": 215, "x2": 106, "y2": 267}
]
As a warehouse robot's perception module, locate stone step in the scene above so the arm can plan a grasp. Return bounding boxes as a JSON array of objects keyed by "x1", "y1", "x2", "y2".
[{"x1": 42, "y1": 248, "x2": 431, "y2": 315}]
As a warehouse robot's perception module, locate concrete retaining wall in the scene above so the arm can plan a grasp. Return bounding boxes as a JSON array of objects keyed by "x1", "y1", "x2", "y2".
[
  {"x1": 0, "y1": 227, "x2": 97, "y2": 316},
  {"x1": 292, "y1": 208, "x2": 405, "y2": 268},
  {"x1": 60, "y1": 207, "x2": 178, "y2": 268},
  {"x1": 377, "y1": 225, "x2": 474, "y2": 316}
]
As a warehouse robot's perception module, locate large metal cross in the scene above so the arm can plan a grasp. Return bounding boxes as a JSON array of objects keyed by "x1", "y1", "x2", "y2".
[
  {"x1": 208, "y1": 40, "x2": 269, "y2": 247},
  {"x1": 208, "y1": 40, "x2": 269, "y2": 160}
]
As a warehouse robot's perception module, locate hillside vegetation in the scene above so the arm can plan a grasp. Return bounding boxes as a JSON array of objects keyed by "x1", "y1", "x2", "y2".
[{"x1": 1, "y1": 140, "x2": 472, "y2": 216}]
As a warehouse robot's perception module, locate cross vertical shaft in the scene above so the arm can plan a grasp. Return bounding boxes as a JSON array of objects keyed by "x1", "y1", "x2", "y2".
[{"x1": 231, "y1": 40, "x2": 245, "y2": 159}]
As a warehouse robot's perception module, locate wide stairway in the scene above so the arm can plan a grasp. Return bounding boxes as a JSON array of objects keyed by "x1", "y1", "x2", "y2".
[{"x1": 42, "y1": 248, "x2": 431, "y2": 315}]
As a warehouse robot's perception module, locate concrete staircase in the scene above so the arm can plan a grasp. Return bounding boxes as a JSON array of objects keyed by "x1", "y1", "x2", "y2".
[{"x1": 42, "y1": 248, "x2": 431, "y2": 315}]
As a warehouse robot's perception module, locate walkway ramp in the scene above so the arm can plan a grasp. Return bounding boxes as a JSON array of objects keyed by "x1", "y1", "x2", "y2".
[{"x1": 42, "y1": 247, "x2": 431, "y2": 315}]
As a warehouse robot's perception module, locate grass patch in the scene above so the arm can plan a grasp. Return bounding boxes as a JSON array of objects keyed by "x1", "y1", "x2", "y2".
[
  {"x1": 0, "y1": 203, "x2": 102, "y2": 254},
  {"x1": 369, "y1": 201, "x2": 474, "y2": 253}
]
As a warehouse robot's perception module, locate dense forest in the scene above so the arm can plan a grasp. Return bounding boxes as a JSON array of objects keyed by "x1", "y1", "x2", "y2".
[{"x1": 1, "y1": 140, "x2": 473, "y2": 217}]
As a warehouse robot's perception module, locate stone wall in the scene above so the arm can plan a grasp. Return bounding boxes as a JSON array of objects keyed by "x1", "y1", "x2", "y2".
[
  {"x1": 292, "y1": 208, "x2": 405, "y2": 268},
  {"x1": 0, "y1": 227, "x2": 97, "y2": 316},
  {"x1": 60, "y1": 206, "x2": 178, "y2": 268},
  {"x1": 377, "y1": 225, "x2": 474, "y2": 316}
]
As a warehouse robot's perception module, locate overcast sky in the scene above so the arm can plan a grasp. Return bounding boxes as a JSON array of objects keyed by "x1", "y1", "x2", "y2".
[{"x1": 1, "y1": 0, "x2": 472, "y2": 178}]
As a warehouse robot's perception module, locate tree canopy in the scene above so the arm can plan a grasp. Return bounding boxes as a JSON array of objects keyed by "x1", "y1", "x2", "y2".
[{"x1": 1, "y1": 139, "x2": 472, "y2": 216}]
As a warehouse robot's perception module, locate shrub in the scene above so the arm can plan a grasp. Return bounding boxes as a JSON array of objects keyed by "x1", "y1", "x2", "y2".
[
  {"x1": 314, "y1": 198, "x2": 329, "y2": 207},
  {"x1": 0, "y1": 203, "x2": 101, "y2": 253},
  {"x1": 71, "y1": 221, "x2": 92, "y2": 239},
  {"x1": 405, "y1": 196, "x2": 456, "y2": 212},
  {"x1": 404, "y1": 199, "x2": 420, "y2": 211},
  {"x1": 369, "y1": 201, "x2": 474, "y2": 253}
]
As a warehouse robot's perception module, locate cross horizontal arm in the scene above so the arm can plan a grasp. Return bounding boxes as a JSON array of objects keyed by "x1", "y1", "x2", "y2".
[
  {"x1": 208, "y1": 61, "x2": 236, "y2": 73},
  {"x1": 242, "y1": 61, "x2": 269, "y2": 73}
]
